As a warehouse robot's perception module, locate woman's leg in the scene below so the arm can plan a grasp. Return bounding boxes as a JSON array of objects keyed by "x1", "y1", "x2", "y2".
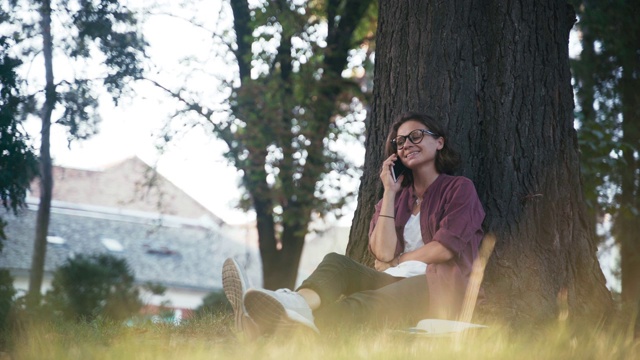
[
  {"x1": 244, "y1": 253, "x2": 405, "y2": 335},
  {"x1": 297, "y1": 288, "x2": 321, "y2": 310},
  {"x1": 297, "y1": 252, "x2": 400, "y2": 307},
  {"x1": 312, "y1": 275, "x2": 429, "y2": 331}
]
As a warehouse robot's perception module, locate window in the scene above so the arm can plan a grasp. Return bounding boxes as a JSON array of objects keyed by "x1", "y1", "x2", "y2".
[
  {"x1": 101, "y1": 238, "x2": 124, "y2": 252},
  {"x1": 47, "y1": 235, "x2": 66, "y2": 245}
]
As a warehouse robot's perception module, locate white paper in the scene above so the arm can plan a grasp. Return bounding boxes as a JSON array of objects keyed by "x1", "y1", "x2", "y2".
[
  {"x1": 406, "y1": 319, "x2": 487, "y2": 335},
  {"x1": 383, "y1": 260, "x2": 427, "y2": 278}
]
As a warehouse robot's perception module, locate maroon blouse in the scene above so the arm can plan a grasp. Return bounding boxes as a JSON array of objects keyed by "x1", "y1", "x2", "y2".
[{"x1": 368, "y1": 174, "x2": 485, "y2": 319}]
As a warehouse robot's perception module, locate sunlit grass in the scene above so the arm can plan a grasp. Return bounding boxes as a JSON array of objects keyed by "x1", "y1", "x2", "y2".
[{"x1": 4, "y1": 311, "x2": 639, "y2": 360}]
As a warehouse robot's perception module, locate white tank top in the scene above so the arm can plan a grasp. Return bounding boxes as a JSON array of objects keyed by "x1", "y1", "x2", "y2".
[{"x1": 383, "y1": 213, "x2": 428, "y2": 277}]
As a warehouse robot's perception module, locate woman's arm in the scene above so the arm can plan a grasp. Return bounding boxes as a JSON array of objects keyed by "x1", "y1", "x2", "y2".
[
  {"x1": 397, "y1": 241, "x2": 454, "y2": 264},
  {"x1": 403, "y1": 178, "x2": 483, "y2": 265},
  {"x1": 368, "y1": 155, "x2": 403, "y2": 262},
  {"x1": 369, "y1": 190, "x2": 399, "y2": 262},
  {"x1": 375, "y1": 241, "x2": 454, "y2": 271}
]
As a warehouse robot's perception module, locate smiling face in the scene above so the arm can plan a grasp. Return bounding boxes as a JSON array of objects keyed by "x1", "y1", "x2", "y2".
[{"x1": 396, "y1": 120, "x2": 444, "y2": 172}]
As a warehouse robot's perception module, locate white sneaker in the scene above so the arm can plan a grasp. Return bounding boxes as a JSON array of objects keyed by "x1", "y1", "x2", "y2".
[
  {"x1": 222, "y1": 258, "x2": 259, "y2": 338},
  {"x1": 244, "y1": 288, "x2": 319, "y2": 334}
]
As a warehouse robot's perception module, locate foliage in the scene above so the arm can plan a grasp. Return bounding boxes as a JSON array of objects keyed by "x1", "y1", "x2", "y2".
[
  {"x1": 4, "y1": 0, "x2": 149, "y2": 134},
  {"x1": 0, "y1": 35, "x2": 39, "y2": 246},
  {"x1": 194, "y1": 290, "x2": 232, "y2": 317},
  {"x1": 44, "y1": 253, "x2": 142, "y2": 322},
  {"x1": 1, "y1": 0, "x2": 148, "y2": 303},
  {"x1": 571, "y1": 0, "x2": 640, "y2": 223},
  {"x1": 151, "y1": 0, "x2": 376, "y2": 289},
  {"x1": 0, "y1": 268, "x2": 17, "y2": 343},
  {"x1": 571, "y1": 0, "x2": 640, "y2": 304},
  {"x1": 143, "y1": 282, "x2": 167, "y2": 296}
]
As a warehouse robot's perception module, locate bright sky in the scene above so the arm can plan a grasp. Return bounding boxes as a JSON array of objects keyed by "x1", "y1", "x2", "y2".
[
  {"x1": 27, "y1": 0, "x2": 253, "y2": 225},
  {"x1": 46, "y1": 99, "x2": 252, "y2": 225}
]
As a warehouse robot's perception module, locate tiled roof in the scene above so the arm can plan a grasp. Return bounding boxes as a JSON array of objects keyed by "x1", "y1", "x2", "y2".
[
  {"x1": 0, "y1": 205, "x2": 261, "y2": 291},
  {"x1": 28, "y1": 157, "x2": 223, "y2": 224}
]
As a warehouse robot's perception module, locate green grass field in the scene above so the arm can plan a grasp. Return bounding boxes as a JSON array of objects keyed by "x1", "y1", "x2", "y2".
[{"x1": 3, "y1": 311, "x2": 638, "y2": 360}]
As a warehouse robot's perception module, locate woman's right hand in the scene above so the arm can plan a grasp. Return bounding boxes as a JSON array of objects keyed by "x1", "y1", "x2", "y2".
[
  {"x1": 380, "y1": 154, "x2": 404, "y2": 193},
  {"x1": 370, "y1": 155, "x2": 403, "y2": 262}
]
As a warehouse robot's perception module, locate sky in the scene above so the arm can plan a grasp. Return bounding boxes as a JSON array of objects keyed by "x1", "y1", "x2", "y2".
[
  {"x1": 25, "y1": 0, "x2": 253, "y2": 225},
  {"x1": 25, "y1": 0, "x2": 361, "y2": 227}
]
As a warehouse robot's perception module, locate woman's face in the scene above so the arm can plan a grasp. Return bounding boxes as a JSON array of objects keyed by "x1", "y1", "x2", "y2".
[{"x1": 395, "y1": 120, "x2": 444, "y2": 170}]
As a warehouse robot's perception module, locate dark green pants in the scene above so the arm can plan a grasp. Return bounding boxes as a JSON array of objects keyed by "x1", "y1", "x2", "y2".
[{"x1": 298, "y1": 252, "x2": 429, "y2": 331}]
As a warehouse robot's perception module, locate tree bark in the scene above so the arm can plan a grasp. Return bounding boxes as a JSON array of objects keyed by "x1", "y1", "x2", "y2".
[
  {"x1": 28, "y1": 0, "x2": 55, "y2": 306},
  {"x1": 348, "y1": 0, "x2": 612, "y2": 326},
  {"x1": 617, "y1": 38, "x2": 640, "y2": 312}
]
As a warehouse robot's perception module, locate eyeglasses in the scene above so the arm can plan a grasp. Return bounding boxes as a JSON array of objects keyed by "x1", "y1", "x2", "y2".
[{"x1": 391, "y1": 129, "x2": 439, "y2": 149}]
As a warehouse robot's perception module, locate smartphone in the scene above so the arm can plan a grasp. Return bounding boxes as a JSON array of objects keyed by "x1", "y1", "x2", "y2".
[{"x1": 391, "y1": 161, "x2": 408, "y2": 182}]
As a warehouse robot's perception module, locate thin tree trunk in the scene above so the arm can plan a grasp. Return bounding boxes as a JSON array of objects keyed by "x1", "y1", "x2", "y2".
[
  {"x1": 348, "y1": 0, "x2": 612, "y2": 326},
  {"x1": 571, "y1": 23, "x2": 600, "y2": 232},
  {"x1": 227, "y1": 0, "x2": 373, "y2": 290},
  {"x1": 618, "y1": 52, "x2": 640, "y2": 312},
  {"x1": 28, "y1": 0, "x2": 55, "y2": 306}
]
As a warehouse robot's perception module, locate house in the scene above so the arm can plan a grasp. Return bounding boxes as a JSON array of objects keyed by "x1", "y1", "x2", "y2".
[
  {"x1": 0, "y1": 157, "x2": 261, "y2": 318},
  {"x1": 297, "y1": 226, "x2": 350, "y2": 285}
]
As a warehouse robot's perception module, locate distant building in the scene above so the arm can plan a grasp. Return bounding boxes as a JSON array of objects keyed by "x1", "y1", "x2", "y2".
[
  {"x1": 28, "y1": 157, "x2": 223, "y2": 223},
  {"x1": 297, "y1": 226, "x2": 350, "y2": 285},
  {"x1": 0, "y1": 157, "x2": 261, "y2": 318}
]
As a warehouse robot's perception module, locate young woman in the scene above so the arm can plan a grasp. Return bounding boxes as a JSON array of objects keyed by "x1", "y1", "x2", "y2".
[{"x1": 222, "y1": 112, "x2": 485, "y2": 336}]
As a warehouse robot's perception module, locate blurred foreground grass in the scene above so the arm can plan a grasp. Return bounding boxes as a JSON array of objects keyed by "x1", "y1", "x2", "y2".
[{"x1": 3, "y1": 311, "x2": 639, "y2": 360}]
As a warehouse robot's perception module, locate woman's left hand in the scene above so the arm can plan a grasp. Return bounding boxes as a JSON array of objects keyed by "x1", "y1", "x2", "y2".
[
  {"x1": 374, "y1": 256, "x2": 399, "y2": 271},
  {"x1": 374, "y1": 259, "x2": 392, "y2": 271}
]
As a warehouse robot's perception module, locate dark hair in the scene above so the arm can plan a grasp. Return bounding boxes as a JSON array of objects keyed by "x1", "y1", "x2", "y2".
[{"x1": 385, "y1": 112, "x2": 460, "y2": 186}]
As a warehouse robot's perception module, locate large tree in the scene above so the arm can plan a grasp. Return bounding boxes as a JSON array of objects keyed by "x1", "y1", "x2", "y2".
[
  {"x1": 570, "y1": 0, "x2": 639, "y2": 312},
  {"x1": 2, "y1": 0, "x2": 147, "y2": 305},
  {"x1": 153, "y1": 0, "x2": 376, "y2": 289},
  {"x1": 347, "y1": 0, "x2": 612, "y2": 326}
]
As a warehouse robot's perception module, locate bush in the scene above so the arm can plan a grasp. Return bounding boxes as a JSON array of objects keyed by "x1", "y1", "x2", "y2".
[
  {"x1": 0, "y1": 268, "x2": 16, "y2": 339},
  {"x1": 195, "y1": 291, "x2": 232, "y2": 317},
  {"x1": 45, "y1": 254, "x2": 141, "y2": 322}
]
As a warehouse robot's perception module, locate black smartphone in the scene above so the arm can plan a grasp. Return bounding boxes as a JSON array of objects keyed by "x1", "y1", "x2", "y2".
[{"x1": 391, "y1": 161, "x2": 408, "y2": 182}]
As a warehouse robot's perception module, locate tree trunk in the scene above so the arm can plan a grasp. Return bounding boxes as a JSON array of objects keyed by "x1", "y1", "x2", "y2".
[
  {"x1": 348, "y1": 0, "x2": 612, "y2": 326},
  {"x1": 570, "y1": 23, "x2": 600, "y2": 232},
  {"x1": 227, "y1": 0, "x2": 373, "y2": 290},
  {"x1": 617, "y1": 43, "x2": 640, "y2": 313},
  {"x1": 28, "y1": 0, "x2": 55, "y2": 306}
]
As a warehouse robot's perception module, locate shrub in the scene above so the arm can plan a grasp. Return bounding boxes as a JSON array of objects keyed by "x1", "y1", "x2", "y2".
[
  {"x1": 195, "y1": 291, "x2": 232, "y2": 317},
  {"x1": 45, "y1": 254, "x2": 141, "y2": 322},
  {"x1": 0, "y1": 268, "x2": 16, "y2": 339}
]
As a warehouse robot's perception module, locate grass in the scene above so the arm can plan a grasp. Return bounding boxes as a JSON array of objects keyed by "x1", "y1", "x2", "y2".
[{"x1": 3, "y1": 311, "x2": 639, "y2": 360}]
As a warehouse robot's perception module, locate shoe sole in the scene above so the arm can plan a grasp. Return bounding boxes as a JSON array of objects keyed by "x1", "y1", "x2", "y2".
[
  {"x1": 222, "y1": 258, "x2": 258, "y2": 337},
  {"x1": 244, "y1": 289, "x2": 289, "y2": 335}
]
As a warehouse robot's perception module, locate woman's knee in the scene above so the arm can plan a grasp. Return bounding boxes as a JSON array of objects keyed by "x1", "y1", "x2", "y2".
[{"x1": 322, "y1": 252, "x2": 348, "y2": 264}]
